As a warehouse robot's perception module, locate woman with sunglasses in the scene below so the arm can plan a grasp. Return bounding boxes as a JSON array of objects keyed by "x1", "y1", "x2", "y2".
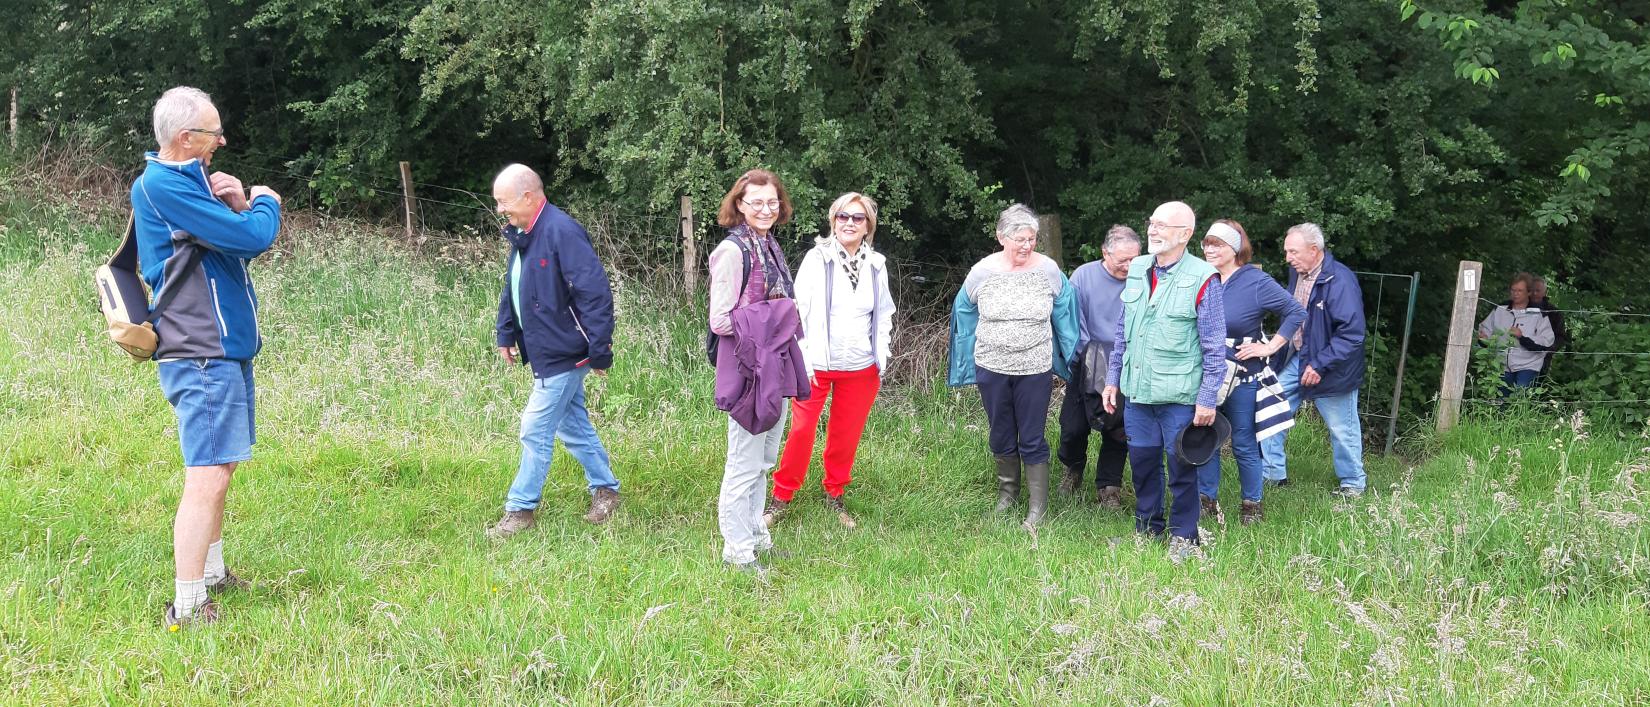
[{"x1": 764, "y1": 192, "x2": 896, "y2": 530}]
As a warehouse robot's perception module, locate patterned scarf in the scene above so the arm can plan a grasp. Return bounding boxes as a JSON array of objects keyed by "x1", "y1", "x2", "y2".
[{"x1": 836, "y1": 243, "x2": 868, "y2": 290}]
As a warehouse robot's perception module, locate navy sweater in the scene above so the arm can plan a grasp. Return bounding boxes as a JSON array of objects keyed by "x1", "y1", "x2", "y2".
[{"x1": 1220, "y1": 265, "x2": 1307, "y2": 376}]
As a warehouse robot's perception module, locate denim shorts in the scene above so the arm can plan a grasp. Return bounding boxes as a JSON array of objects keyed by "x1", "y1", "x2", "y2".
[{"x1": 157, "y1": 358, "x2": 256, "y2": 467}]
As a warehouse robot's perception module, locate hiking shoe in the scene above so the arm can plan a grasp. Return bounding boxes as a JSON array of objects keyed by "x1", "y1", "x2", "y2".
[
  {"x1": 1239, "y1": 500, "x2": 1263, "y2": 526},
  {"x1": 1168, "y1": 536, "x2": 1201, "y2": 565},
  {"x1": 206, "y1": 569, "x2": 250, "y2": 596},
  {"x1": 486, "y1": 509, "x2": 536, "y2": 540},
  {"x1": 163, "y1": 598, "x2": 220, "y2": 631},
  {"x1": 1057, "y1": 466, "x2": 1082, "y2": 497},
  {"x1": 585, "y1": 488, "x2": 620, "y2": 525},
  {"x1": 762, "y1": 495, "x2": 790, "y2": 529},
  {"x1": 1096, "y1": 486, "x2": 1124, "y2": 510},
  {"x1": 1200, "y1": 494, "x2": 1219, "y2": 517},
  {"x1": 1264, "y1": 478, "x2": 1291, "y2": 488},
  {"x1": 1331, "y1": 486, "x2": 1365, "y2": 499},
  {"x1": 825, "y1": 494, "x2": 857, "y2": 529},
  {"x1": 724, "y1": 558, "x2": 769, "y2": 577}
]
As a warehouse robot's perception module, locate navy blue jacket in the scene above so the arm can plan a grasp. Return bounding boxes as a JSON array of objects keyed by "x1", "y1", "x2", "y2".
[
  {"x1": 495, "y1": 202, "x2": 615, "y2": 378},
  {"x1": 1274, "y1": 251, "x2": 1365, "y2": 399}
]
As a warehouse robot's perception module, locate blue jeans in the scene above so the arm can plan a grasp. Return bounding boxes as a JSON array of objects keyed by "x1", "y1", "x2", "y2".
[
  {"x1": 1501, "y1": 369, "x2": 1539, "y2": 395},
  {"x1": 157, "y1": 358, "x2": 256, "y2": 467},
  {"x1": 1260, "y1": 357, "x2": 1366, "y2": 490},
  {"x1": 1197, "y1": 381, "x2": 1263, "y2": 502},
  {"x1": 1125, "y1": 401, "x2": 1199, "y2": 540},
  {"x1": 506, "y1": 367, "x2": 618, "y2": 512}
]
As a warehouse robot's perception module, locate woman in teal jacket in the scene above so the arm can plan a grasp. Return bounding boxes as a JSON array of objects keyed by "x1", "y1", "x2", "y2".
[{"x1": 948, "y1": 203, "x2": 1080, "y2": 528}]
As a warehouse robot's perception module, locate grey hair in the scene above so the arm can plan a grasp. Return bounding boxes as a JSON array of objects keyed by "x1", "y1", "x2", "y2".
[
  {"x1": 1289, "y1": 222, "x2": 1326, "y2": 249},
  {"x1": 152, "y1": 86, "x2": 214, "y2": 147},
  {"x1": 1102, "y1": 224, "x2": 1141, "y2": 254},
  {"x1": 995, "y1": 203, "x2": 1039, "y2": 240}
]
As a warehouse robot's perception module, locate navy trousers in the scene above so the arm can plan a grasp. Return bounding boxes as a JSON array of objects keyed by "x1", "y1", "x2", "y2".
[
  {"x1": 976, "y1": 367, "x2": 1054, "y2": 464},
  {"x1": 1124, "y1": 400, "x2": 1200, "y2": 541}
]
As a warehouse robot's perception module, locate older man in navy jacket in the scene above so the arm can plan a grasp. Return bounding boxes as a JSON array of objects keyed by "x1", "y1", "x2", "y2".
[
  {"x1": 487, "y1": 164, "x2": 620, "y2": 539},
  {"x1": 1260, "y1": 222, "x2": 1367, "y2": 496}
]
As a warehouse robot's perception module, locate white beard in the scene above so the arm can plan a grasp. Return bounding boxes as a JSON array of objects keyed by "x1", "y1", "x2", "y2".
[{"x1": 1147, "y1": 237, "x2": 1170, "y2": 254}]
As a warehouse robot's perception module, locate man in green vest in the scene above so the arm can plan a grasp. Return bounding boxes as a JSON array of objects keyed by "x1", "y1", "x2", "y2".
[{"x1": 1102, "y1": 201, "x2": 1228, "y2": 559}]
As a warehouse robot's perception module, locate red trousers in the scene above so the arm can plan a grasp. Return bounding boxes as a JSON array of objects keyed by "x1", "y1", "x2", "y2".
[{"x1": 773, "y1": 365, "x2": 881, "y2": 501}]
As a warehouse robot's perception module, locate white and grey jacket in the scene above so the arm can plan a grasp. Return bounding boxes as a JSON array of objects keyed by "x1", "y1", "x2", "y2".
[{"x1": 792, "y1": 239, "x2": 896, "y2": 375}]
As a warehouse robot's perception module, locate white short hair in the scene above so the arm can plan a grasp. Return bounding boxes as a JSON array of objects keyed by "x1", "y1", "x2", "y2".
[
  {"x1": 995, "y1": 203, "x2": 1039, "y2": 240},
  {"x1": 152, "y1": 86, "x2": 214, "y2": 147},
  {"x1": 1289, "y1": 222, "x2": 1326, "y2": 249},
  {"x1": 1102, "y1": 225, "x2": 1141, "y2": 254}
]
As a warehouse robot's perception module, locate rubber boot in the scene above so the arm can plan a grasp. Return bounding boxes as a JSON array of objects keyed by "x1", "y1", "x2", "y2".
[
  {"x1": 994, "y1": 456, "x2": 1021, "y2": 512},
  {"x1": 1023, "y1": 462, "x2": 1051, "y2": 528}
]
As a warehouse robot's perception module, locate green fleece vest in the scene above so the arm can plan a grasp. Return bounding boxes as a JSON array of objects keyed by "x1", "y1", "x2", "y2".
[{"x1": 1119, "y1": 253, "x2": 1216, "y2": 405}]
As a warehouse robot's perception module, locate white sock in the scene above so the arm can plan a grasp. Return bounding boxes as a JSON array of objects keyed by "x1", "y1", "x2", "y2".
[
  {"x1": 174, "y1": 578, "x2": 208, "y2": 617},
  {"x1": 204, "y1": 541, "x2": 225, "y2": 585}
]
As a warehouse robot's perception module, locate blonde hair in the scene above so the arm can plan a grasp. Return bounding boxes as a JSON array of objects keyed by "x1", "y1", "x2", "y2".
[{"x1": 828, "y1": 192, "x2": 879, "y2": 245}]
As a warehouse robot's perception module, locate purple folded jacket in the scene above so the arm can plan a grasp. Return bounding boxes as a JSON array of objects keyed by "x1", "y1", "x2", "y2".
[{"x1": 714, "y1": 298, "x2": 811, "y2": 434}]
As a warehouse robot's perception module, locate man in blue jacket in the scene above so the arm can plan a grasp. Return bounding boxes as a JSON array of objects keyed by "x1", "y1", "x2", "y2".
[
  {"x1": 1260, "y1": 223, "x2": 1368, "y2": 496},
  {"x1": 133, "y1": 86, "x2": 283, "y2": 629},
  {"x1": 487, "y1": 164, "x2": 621, "y2": 539}
]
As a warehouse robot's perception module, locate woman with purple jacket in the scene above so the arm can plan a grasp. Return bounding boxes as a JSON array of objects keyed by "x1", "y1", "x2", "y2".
[{"x1": 1195, "y1": 219, "x2": 1306, "y2": 525}]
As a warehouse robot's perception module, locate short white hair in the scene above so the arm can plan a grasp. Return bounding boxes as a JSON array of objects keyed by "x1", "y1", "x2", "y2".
[
  {"x1": 1289, "y1": 222, "x2": 1326, "y2": 249},
  {"x1": 1102, "y1": 225, "x2": 1141, "y2": 254},
  {"x1": 995, "y1": 203, "x2": 1039, "y2": 240},
  {"x1": 152, "y1": 87, "x2": 215, "y2": 148}
]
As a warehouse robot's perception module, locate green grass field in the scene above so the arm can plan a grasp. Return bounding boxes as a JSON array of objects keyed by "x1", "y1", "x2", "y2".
[{"x1": 3, "y1": 178, "x2": 1648, "y2": 705}]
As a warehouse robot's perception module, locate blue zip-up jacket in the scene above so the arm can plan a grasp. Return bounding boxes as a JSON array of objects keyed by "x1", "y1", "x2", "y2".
[
  {"x1": 1273, "y1": 251, "x2": 1365, "y2": 399},
  {"x1": 495, "y1": 202, "x2": 615, "y2": 378},
  {"x1": 946, "y1": 264, "x2": 1080, "y2": 387},
  {"x1": 130, "y1": 152, "x2": 281, "y2": 361}
]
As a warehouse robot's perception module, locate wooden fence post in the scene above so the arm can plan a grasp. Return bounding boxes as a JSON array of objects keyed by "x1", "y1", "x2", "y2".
[
  {"x1": 1037, "y1": 213, "x2": 1063, "y2": 269},
  {"x1": 680, "y1": 195, "x2": 697, "y2": 292},
  {"x1": 398, "y1": 161, "x2": 416, "y2": 243},
  {"x1": 9, "y1": 87, "x2": 16, "y2": 151},
  {"x1": 1437, "y1": 260, "x2": 1484, "y2": 432}
]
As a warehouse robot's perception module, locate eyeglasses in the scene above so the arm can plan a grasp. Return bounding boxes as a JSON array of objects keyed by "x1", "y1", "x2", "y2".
[
  {"x1": 1146, "y1": 220, "x2": 1190, "y2": 232},
  {"x1": 742, "y1": 198, "x2": 782, "y2": 213},
  {"x1": 833, "y1": 212, "x2": 868, "y2": 225},
  {"x1": 1003, "y1": 235, "x2": 1037, "y2": 247},
  {"x1": 185, "y1": 128, "x2": 225, "y2": 138},
  {"x1": 494, "y1": 191, "x2": 529, "y2": 209}
]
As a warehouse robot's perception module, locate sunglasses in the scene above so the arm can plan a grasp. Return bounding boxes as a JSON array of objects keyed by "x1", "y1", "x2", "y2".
[{"x1": 834, "y1": 212, "x2": 868, "y2": 225}]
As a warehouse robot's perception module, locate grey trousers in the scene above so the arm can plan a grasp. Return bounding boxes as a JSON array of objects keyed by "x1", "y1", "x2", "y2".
[{"x1": 719, "y1": 411, "x2": 786, "y2": 563}]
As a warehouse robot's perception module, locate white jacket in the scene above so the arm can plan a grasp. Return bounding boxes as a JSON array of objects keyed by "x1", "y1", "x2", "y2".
[
  {"x1": 1477, "y1": 305, "x2": 1554, "y2": 373},
  {"x1": 793, "y1": 239, "x2": 896, "y2": 375}
]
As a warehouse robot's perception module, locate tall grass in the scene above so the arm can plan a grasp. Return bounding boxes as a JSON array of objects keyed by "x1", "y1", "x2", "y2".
[{"x1": 1, "y1": 161, "x2": 1647, "y2": 704}]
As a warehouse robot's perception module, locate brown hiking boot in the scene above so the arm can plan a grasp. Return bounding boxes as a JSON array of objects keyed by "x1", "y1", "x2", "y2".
[
  {"x1": 206, "y1": 569, "x2": 250, "y2": 596},
  {"x1": 1239, "y1": 500, "x2": 1263, "y2": 525},
  {"x1": 1057, "y1": 466, "x2": 1082, "y2": 497},
  {"x1": 486, "y1": 509, "x2": 536, "y2": 539},
  {"x1": 163, "y1": 598, "x2": 220, "y2": 631},
  {"x1": 1096, "y1": 486, "x2": 1123, "y2": 510},
  {"x1": 762, "y1": 495, "x2": 790, "y2": 528},
  {"x1": 1200, "y1": 494, "x2": 1219, "y2": 518},
  {"x1": 825, "y1": 494, "x2": 857, "y2": 529},
  {"x1": 584, "y1": 488, "x2": 620, "y2": 525}
]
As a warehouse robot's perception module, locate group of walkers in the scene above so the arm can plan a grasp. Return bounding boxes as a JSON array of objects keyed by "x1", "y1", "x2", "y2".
[
  {"x1": 132, "y1": 86, "x2": 1373, "y2": 628},
  {"x1": 1477, "y1": 272, "x2": 1567, "y2": 393}
]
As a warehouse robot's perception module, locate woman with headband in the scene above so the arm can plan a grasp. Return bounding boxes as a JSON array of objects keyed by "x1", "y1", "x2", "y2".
[{"x1": 1195, "y1": 220, "x2": 1306, "y2": 525}]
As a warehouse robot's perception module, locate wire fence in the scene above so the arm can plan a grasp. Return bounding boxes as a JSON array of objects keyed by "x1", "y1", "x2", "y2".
[
  {"x1": 1352, "y1": 270, "x2": 1420, "y2": 455},
  {"x1": 1462, "y1": 295, "x2": 1650, "y2": 412}
]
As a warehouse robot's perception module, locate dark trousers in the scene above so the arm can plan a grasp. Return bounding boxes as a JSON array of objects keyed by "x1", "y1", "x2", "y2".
[
  {"x1": 1056, "y1": 386, "x2": 1128, "y2": 489},
  {"x1": 976, "y1": 367, "x2": 1054, "y2": 465},
  {"x1": 1124, "y1": 400, "x2": 1199, "y2": 541}
]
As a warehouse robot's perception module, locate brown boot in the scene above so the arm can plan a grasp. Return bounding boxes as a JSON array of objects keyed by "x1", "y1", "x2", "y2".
[
  {"x1": 1057, "y1": 466, "x2": 1082, "y2": 497},
  {"x1": 487, "y1": 509, "x2": 536, "y2": 539},
  {"x1": 1023, "y1": 462, "x2": 1051, "y2": 528},
  {"x1": 825, "y1": 494, "x2": 857, "y2": 529},
  {"x1": 1200, "y1": 494, "x2": 1219, "y2": 518},
  {"x1": 584, "y1": 488, "x2": 621, "y2": 524},
  {"x1": 206, "y1": 569, "x2": 250, "y2": 596},
  {"x1": 163, "y1": 598, "x2": 220, "y2": 631},
  {"x1": 1096, "y1": 486, "x2": 1123, "y2": 510},
  {"x1": 1240, "y1": 500, "x2": 1263, "y2": 525},
  {"x1": 994, "y1": 456, "x2": 1021, "y2": 512},
  {"x1": 762, "y1": 494, "x2": 790, "y2": 529}
]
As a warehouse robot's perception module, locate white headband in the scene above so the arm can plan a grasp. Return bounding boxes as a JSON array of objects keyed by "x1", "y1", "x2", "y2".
[{"x1": 1206, "y1": 222, "x2": 1241, "y2": 251}]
